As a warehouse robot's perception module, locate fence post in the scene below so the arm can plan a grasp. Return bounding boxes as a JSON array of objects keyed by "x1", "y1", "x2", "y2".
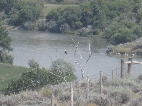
[
  {"x1": 121, "y1": 59, "x2": 125, "y2": 79},
  {"x1": 112, "y1": 70, "x2": 114, "y2": 80},
  {"x1": 86, "y1": 75, "x2": 89, "y2": 105},
  {"x1": 116, "y1": 67, "x2": 117, "y2": 79},
  {"x1": 128, "y1": 57, "x2": 132, "y2": 77},
  {"x1": 100, "y1": 71, "x2": 103, "y2": 96},
  {"x1": 51, "y1": 93, "x2": 54, "y2": 106},
  {"x1": 70, "y1": 82, "x2": 73, "y2": 106},
  {"x1": 37, "y1": 64, "x2": 40, "y2": 91}
]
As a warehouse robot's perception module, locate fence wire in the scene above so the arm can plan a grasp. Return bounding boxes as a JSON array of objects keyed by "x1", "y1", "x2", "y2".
[{"x1": 0, "y1": 61, "x2": 142, "y2": 106}]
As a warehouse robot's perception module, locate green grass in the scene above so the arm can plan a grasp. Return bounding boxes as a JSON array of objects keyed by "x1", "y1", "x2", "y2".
[{"x1": 0, "y1": 63, "x2": 29, "y2": 91}]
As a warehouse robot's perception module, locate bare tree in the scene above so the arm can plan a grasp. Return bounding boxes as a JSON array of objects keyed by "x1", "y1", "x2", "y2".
[{"x1": 65, "y1": 37, "x2": 92, "y2": 79}]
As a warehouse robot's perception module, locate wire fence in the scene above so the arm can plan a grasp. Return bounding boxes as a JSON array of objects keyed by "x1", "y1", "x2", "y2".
[{"x1": 0, "y1": 58, "x2": 142, "y2": 106}]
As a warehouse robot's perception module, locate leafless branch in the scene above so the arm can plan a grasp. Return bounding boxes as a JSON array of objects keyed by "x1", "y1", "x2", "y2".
[{"x1": 66, "y1": 37, "x2": 92, "y2": 79}]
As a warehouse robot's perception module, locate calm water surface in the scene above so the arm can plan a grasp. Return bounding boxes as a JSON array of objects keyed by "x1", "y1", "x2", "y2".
[{"x1": 9, "y1": 30, "x2": 142, "y2": 79}]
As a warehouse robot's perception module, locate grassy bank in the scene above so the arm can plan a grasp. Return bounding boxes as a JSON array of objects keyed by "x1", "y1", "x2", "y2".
[{"x1": 0, "y1": 63, "x2": 28, "y2": 91}]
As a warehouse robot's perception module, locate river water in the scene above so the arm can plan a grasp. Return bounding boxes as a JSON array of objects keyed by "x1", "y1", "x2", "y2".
[{"x1": 8, "y1": 30, "x2": 142, "y2": 79}]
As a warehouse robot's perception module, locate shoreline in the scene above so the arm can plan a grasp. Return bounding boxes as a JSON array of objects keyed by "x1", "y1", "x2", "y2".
[{"x1": 106, "y1": 38, "x2": 142, "y2": 57}]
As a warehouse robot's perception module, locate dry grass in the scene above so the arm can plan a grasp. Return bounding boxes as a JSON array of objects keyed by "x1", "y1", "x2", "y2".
[
  {"x1": 1, "y1": 75, "x2": 142, "y2": 106},
  {"x1": 113, "y1": 47, "x2": 132, "y2": 53},
  {"x1": 43, "y1": 4, "x2": 78, "y2": 17}
]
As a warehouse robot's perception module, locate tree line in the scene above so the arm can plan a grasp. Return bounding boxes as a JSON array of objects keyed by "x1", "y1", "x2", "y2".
[{"x1": 1, "y1": 0, "x2": 142, "y2": 45}]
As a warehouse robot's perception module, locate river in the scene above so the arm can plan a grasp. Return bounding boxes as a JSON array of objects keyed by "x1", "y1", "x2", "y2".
[{"x1": 8, "y1": 30, "x2": 142, "y2": 79}]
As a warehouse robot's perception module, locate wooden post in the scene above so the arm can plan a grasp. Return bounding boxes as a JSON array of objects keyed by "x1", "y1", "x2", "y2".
[
  {"x1": 70, "y1": 82, "x2": 73, "y2": 106},
  {"x1": 116, "y1": 67, "x2": 117, "y2": 79},
  {"x1": 128, "y1": 57, "x2": 132, "y2": 77},
  {"x1": 121, "y1": 59, "x2": 125, "y2": 79},
  {"x1": 37, "y1": 64, "x2": 40, "y2": 91},
  {"x1": 112, "y1": 70, "x2": 114, "y2": 80},
  {"x1": 86, "y1": 75, "x2": 89, "y2": 104},
  {"x1": 100, "y1": 71, "x2": 103, "y2": 96},
  {"x1": 51, "y1": 93, "x2": 54, "y2": 106}
]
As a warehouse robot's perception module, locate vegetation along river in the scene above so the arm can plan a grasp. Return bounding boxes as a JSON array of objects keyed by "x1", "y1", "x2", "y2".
[{"x1": 9, "y1": 30, "x2": 142, "y2": 79}]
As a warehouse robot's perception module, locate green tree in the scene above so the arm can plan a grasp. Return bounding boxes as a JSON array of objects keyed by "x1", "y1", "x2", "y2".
[
  {"x1": 2, "y1": 63, "x2": 76, "y2": 95},
  {"x1": 7, "y1": 0, "x2": 43, "y2": 25},
  {"x1": 0, "y1": 20, "x2": 12, "y2": 51},
  {"x1": 50, "y1": 59, "x2": 75, "y2": 75},
  {"x1": 1, "y1": 0, "x2": 18, "y2": 14},
  {"x1": 58, "y1": 7, "x2": 82, "y2": 29},
  {"x1": 80, "y1": 3, "x2": 93, "y2": 26}
]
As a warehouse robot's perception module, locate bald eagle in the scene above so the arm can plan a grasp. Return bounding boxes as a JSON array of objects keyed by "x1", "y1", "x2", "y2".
[{"x1": 65, "y1": 50, "x2": 67, "y2": 54}]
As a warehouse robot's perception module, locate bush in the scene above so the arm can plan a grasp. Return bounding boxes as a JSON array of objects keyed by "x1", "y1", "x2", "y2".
[
  {"x1": 2, "y1": 63, "x2": 76, "y2": 95},
  {"x1": 129, "y1": 97, "x2": 142, "y2": 106},
  {"x1": 0, "y1": 50, "x2": 13, "y2": 64},
  {"x1": 28, "y1": 58, "x2": 38, "y2": 68},
  {"x1": 109, "y1": 89, "x2": 131, "y2": 105},
  {"x1": 59, "y1": 23, "x2": 70, "y2": 33},
  {"x1": 2, "y1": 68, "x2": 50, "y2": 95},
  {"x1": 21, "y1": 21, "x2": 35, "y2": 30},
  {"x1": 47, "y1": 21, "x2": 58, "y2": 33},
  {"x1": 50, "y1": 59, "x2": 75, "y2": 75},
  {"x1": 89, "y1": 95, "x2": 110, "y2": 106},
  {"x1": 78, "y1": 27, "x2": 91, "y2": 36},
  {"x1": 38, "y1": 20, "x2": 47, "y2": 31}
]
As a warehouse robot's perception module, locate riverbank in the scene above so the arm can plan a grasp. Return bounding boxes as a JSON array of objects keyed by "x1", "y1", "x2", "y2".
[{"x1": 106, "y1": 37, "x2": 142, "y2": 56}]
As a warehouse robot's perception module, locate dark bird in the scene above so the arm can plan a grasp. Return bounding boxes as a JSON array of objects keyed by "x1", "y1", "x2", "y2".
[{"x1": 65, "y1": 50, "x2": 67, "y2": 54}]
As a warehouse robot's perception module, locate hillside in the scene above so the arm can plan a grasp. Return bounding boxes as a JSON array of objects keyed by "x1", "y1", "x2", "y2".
[
  {"x1": 0, "y1": 75, "x2": 142, "y2": 106},
  {"x1": 0, "y1": 64, "x2": 28, "y2": 91}
]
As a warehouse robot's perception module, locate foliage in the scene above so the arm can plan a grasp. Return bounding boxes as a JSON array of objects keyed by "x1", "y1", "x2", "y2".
[
  {"x1": 2, "y1": 68, "x2": 49, "y2": 95},
  {"x1": 0, "y1": 64, "x2": 28, "y2": 91},
  {"x1": 46, "y1": 21, "x2": 58, "y2": 32},
  {"x1": 78, "y1": 27, "x2": 92, "y2": 36},
  {"x1": 38, "y1": 20, "x2": 47, "y2": 31},
  {"x1": 50, "y1": 59, "x2": 75, "y2": 75},
  {"x1": 2, "y1": 0, "x2": 43, "y2": 26},
  {"x1": 2, "y1": 0, "x2": 142, "y2": 44},
  {"x1": 0, "y1": 50, "x2": 13, "y2": 64},
  {"x1": 0, "y1": 20, "x2": 12, "y2": 51},
  {"x1": 59, "y1": 23, "x2": 70, "y2": 33},
  {"x1": 2, "y1": 59, "x2": 76, "y2": 95},
  {"x1": 46, "y1": 6, "x2": 82, "y2": 33},
  {"x1": 28, "y1": 58, "x2": 38, "y2": 68},
  {"x1": 21, "y1": 21, "x2": 35, "y2": 30},
  {"x1": 44, "y1": 0, "x2": 142, "y2": 44}
]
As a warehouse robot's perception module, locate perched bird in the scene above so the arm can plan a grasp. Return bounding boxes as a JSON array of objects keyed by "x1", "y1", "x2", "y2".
[{"x1": 65, "y1": 50, "x2": 67, "y2": 54}]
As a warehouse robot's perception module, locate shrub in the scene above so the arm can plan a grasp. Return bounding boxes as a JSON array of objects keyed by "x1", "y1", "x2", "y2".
[
  {"x1": 21, "y1": 21, "x2": 35, "y2": 30},
  {"x1": 2, "y1": 68, "x2": 50, "y2": 95},
  {"x1": 0, "y1": 50, "x2": 13, "y2": 64},
  {"x1": 78, "y1": 27, "x2": 91, "y2": 36},
  {"x1": 50, "y1": 59, "x2": 75, "y2": 75},
  {"x1": 28, "y1": 58, "x2": 38, "y2": 68},
  {"x1": 59, "y1": 23, "x2": 70, "y2": 33},
  {"x1": 109, "y1": 89, "x2": 132, "y2": 105},
  {"x1": 46, "y1": 21, "x2": 58, "y2": 33},
  {"x1": 38, "y1": 20, "x2": 47, "y2": 31},
  {"x1": 129, "y1": 97, "x2": 142, "y2": 106},
  {"x1": 89, "y1": 95, "x2": 110, "y2": 106}
]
